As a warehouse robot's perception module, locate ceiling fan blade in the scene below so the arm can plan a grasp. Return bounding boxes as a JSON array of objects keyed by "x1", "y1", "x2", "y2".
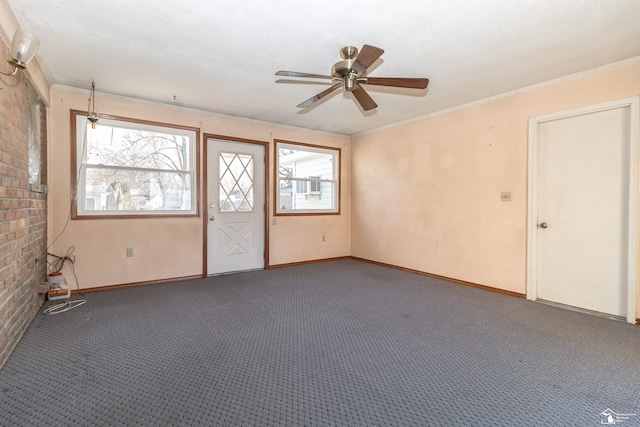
[
  {"x1": 351, "y1": 45, "x2": 384, "y2": 76},
  {"x1": 362, "y1": 77, "x2": 429, "y2": 89},
  {"x1": 297, "y1": 83, "x2": 343, "y2": 108},
  {"x1": 351, "y1": 84, "x2": 377, "y2": 111},
  {"x1": 276, "y1": 79, "x2": 333, "y2": 85},
  {"x1": 276, "y1": 71, "x2": 333, "y2": 79}
]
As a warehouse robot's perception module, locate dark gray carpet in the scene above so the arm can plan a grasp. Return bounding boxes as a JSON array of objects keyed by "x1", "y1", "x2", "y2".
[{"x1": 1, "y1": 259, "x2": 639, "y2": 426}]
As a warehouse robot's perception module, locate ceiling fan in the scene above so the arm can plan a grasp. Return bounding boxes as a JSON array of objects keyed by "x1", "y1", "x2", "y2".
[{"x1": 276, "y1": 44, "x2": 429, "y2": 111}]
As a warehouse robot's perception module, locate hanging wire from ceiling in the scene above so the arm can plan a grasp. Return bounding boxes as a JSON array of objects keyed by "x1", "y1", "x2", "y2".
[{"x1": 87, "y1": 81, "x2": 99, "y2": 129}]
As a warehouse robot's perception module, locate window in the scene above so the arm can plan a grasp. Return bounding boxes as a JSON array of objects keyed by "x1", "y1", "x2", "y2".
[
  {"x1": 294, "y1": 176, "x2": 321, "y2": 195},
  {"x1": 71, "y1": 111, "x2": 199, "y2": 218},
  {"x1": 28, "y1": 84, "x2": 47, "y2": 192},
  {"x1": 309, "y1": 176, "x2": 321, "y2": 194},
  {"x1": 275, "y1": 140, "x2": 340, "y2": 215},
  {"x1": 295, "y1": 179, "x2": 308, "y2": 195},
  {"x1": 219, "y1": 152, "x2": 254, "y2": 212}
]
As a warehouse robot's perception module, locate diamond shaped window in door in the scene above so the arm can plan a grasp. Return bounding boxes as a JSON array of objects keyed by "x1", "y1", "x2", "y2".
[{"x1": 219, "y1": 152, "x2": 255, "y2": 212}]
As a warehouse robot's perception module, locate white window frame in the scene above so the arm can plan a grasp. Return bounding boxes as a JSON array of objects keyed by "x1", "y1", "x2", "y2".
[
  {"x1": 275, "y1": 140, "x2": 340, "y2": 215},
  {"x1": 72, "y1": 111, "x2": 199, "y2": 218}
]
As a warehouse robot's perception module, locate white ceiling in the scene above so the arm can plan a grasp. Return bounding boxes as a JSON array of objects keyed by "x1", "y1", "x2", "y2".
[{"x1": 7, "y1": 0, "x2": 640, "y2": 136}]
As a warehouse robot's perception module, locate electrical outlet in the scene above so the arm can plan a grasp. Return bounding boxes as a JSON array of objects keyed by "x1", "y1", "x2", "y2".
[
  {"x1": 500, "y1": 192, "x2": 512, "y2": 202},
  {"x1": 322, "y1": 235, "x2": 326, "y2": 242},
  {"x1": 126, "y1": 247, "x2": 134, "y2": 257},
  {"x1": 272, "y1": 218, "x2": 277, "y2": 225}
]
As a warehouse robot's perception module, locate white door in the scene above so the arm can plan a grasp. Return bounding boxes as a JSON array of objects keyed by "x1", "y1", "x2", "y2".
[
  {"x1": 529, "y1": 101, "x2": 637, "y2": 320},
  {"x1": 207, "y1": 139, "x2": 265, "y2": 275}
]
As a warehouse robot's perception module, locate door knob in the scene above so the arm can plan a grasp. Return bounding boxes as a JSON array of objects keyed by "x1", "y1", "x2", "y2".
[
  {"x1": 538, "y1": 222, "x2": 548, "y2": 229},
  {"x1": 209, "y1": 215, "x2": 215, "y2": 221}
]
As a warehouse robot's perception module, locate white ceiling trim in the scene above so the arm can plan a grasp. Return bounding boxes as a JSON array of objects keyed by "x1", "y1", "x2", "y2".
[
  {"x1": 54, "y1": 53, "x2": 640, "y2": 140},
  {"x1": 352, "y1": 55, "x2": 640, "y2": 138}
]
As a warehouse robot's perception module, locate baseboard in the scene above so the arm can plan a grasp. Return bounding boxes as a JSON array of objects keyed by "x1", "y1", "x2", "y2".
[
  {"x1": 67, "y1": 258, "x2": 631, "y2": 321},
  {"x1": 70, "y1": 258, "x2": 352, "y2": 293},
  {"x1": 71, "y1": 274, "x2": 203, "y2": 295},
  {"x1": 71, "y1": 256, "x2": 523, "y2": 299},
  {"x1": 268, "y1": 256, "x2": 351, "y2": 269},
  {"x1": 350, "y1": 256, "x2": 526, "y2": 299}
]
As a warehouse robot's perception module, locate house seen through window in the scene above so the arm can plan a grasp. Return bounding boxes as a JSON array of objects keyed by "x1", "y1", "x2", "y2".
[
  {"x1": 275, "y1": 140, "x2": 340, "y2": 215},
  {"x1": 72, "y1": 111, "x2": 199, "y2": 218}
]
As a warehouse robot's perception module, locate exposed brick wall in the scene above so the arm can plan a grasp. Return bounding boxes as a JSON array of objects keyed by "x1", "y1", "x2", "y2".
[{"x1": 0, "y1": 42, "x2": 48, "y2": 368}]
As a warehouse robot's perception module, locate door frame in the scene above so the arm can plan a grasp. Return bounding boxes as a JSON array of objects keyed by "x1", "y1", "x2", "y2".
[
  {"x1": 526, "y1": 97, "x2": 639, "y2": 323},
  {"x1": 202, "y1": 134, "x2": 270, "y2": 276}
]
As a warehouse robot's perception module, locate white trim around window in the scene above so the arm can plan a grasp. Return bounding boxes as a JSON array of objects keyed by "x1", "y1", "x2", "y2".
[{"x1": 274, "y1": 140, "x2": 340, "y2": 215}]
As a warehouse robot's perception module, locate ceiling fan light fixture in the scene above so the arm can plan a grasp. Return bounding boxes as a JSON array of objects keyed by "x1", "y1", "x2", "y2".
[{"x1": 344, "y1": 72, "x2": 357, "y2": 91}]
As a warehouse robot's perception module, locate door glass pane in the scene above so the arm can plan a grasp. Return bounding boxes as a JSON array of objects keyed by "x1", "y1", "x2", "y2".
[{"x1": 219, "y1": 152, "x2": 254, "y2": 212}]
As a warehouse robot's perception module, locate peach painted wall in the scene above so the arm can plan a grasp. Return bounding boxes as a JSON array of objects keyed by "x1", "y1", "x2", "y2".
[
  {"x1": 351, "y1": 60, "x2": 640, "y2": 296},
  {"x1": 48, "y1": 88, "x2": 350, "y2": 289}
]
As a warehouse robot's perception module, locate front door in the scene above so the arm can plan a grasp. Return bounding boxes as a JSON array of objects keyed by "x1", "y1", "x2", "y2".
[
  {"x1": 529, "y1": 100, "x2": 637, "y2": 320},
  {"x1": 207, "y1": 138, "x2": 265, "y2": 275}
]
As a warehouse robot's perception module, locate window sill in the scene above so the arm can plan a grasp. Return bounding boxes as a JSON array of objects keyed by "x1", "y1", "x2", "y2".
[{"x1": 274, "y1": 211, "x2": 340, "y2": 217}]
